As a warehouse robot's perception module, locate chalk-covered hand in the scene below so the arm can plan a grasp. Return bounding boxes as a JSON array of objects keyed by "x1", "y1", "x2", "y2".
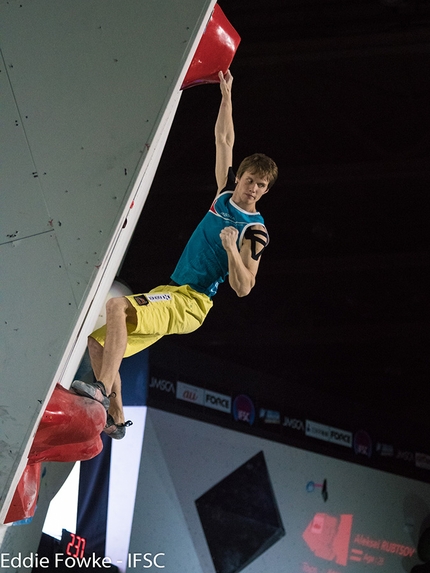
[{"x1": 220, "y1": 226, "x2": 239, "y2": 252}]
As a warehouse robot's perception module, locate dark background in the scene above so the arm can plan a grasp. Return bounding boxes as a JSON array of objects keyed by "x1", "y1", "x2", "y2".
[{"x1": 121, "y1": 0, "x2": 430, "y2": 429}]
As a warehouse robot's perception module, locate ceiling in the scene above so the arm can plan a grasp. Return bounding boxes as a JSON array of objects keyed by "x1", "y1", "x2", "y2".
[{"x1": 121, "y1": 0, "x2": 430, "y2": 427}]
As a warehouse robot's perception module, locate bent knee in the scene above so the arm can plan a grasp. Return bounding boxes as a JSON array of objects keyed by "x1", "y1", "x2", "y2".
[
  {"x1": 106, "y1": 296, "x2": 137, "y2": 325},
  {"x1": 106, "y1": 296, "x2": 129, "y2": 313}
]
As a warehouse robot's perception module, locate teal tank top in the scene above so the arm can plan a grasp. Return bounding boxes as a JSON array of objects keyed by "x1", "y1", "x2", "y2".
[{"x1": 171, "y1": 175, "x2": 266, "y2": 298}]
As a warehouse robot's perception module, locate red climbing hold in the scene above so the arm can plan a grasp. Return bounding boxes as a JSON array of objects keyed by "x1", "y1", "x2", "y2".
[
  {"x1": 4, "y1": 384, "x2": 106, "y2": 524},
  {"x1": 181, "y1": 4, "x2": 241, "y2": 89}
]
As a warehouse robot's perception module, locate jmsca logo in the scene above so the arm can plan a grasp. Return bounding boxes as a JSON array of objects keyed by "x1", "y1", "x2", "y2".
[
  {"x1": 149, "y1": 377, "x2": 175, "y2": 393},
  {"x1": 283, "y1": 416, "x2": 305, "y2": 431}
]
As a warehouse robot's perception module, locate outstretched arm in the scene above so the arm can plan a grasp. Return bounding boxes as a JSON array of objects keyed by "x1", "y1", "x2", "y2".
[{"x1": 215, "y1": 70, "x2": 234, "y2": 193}]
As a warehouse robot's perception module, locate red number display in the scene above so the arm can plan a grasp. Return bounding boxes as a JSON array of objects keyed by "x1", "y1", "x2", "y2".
[{"x1": 65, "y1": 533, "x2": 86, "y2": 559}]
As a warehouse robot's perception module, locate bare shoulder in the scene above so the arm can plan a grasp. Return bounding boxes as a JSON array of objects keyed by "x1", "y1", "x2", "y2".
[
  {"x1": 245, "y1": 223, "x2": 269, "y2": 239},
  {"x1": 250, "y1": 223, "x2": 267, "y2": 231}
]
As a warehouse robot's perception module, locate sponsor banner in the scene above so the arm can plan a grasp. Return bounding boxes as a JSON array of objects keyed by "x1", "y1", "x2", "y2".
[
  {"x1": 259, "y1": 408, "x2": 281, "y2": 425},
  {"x1": 233, "y1": 394, "x2": 256, "y2": 425},
  {"x1": 306, "y1": 420, "x2": 330, "y2": 442},
  {"x1": 330, "y1": 427, "x2": 353, "y2": 448},
  {"x1": 204, "y1": 389, "x2": 231, "y2": 414},
  {"x1": 148, "y1": 376, "x2": 177, "y2": 402},
  {"x1": 395, "y1": 450, "x2": 415, "y2": 464},
  {"x1": 415, "y1": 452, "x2": 430, "y2": 471},
  {"x1": 375, "y1": 442, "x2": 394, "y2": 457},
  {"x1": 149, "y1": 376, "x2": 176, "y2": 394},
  {"x1": 150, "y1": 375, "x2": 230, "y2": 412},
  {"x1": 149, "y1": 369, "x2": 430, "y2": 480},
  {"x1": 176, "y1": 381, "x2": 204, "y2": 405},
  {"x1": 306, "y1": 420, "x2": 352, "y2": 448},
  {"x1": 354, "y1": 430, "x2": 372, "y2": 457},
  {"x1": 282, "y1": 416, "x2": 305, "y2": 433},
  {"x1": 173, "y1": 381, "x2": 232, "y2": 414}
]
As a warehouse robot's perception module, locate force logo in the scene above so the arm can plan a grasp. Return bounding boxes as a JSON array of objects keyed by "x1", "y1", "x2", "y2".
[{"x1": 204, "y1": 391, "x2": 231, "y2": 413}]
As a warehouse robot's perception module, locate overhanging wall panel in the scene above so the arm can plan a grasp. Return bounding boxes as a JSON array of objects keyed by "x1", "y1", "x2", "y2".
[
  {"x1": 0, "y1": 0, "x2": 213, "y2": 307},
  {"x1": 0, "y1": 0, "x2": 216, "y2": 520},
  {"x1": 0, "y1": 52, "x2": 51, "y2": 244},
  {"x1": 0, "y1": 232, "x2": 78, "y2": 463}
]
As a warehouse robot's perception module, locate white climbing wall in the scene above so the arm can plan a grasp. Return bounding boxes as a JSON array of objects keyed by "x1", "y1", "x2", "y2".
[{"x1": 0, "y1": 0, "x2": 216, "y2": 522}]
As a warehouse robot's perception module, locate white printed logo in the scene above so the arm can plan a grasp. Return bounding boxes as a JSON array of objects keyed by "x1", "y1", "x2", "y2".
[
  {"x1": 306, "y1": 420, "x2": 330, "y2": 442},
  {"x1": 306, "y1": 420, "x2": 352, "y2": 448},
  {"x1": 149, "y1": 377, "x2": 175, "y2": 393},
  {"x1": 146, "y1": 293, "x2": 172, "y2": 302},
  {"x1": 283, "y1": 417, "x2": 305, "y2": 431}
]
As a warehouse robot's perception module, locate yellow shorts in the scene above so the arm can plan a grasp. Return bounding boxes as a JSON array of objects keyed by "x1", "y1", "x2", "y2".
[{"x1": 90, "y1": 284, "x2": 213, "y2": 358}]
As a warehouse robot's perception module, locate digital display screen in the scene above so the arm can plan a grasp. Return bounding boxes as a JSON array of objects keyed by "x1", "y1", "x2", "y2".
[
  {"x1": 60, "y1": 530, "x2": 86, "y2": 559},
  {"x1": 301, "y1": 512, "x2": 416, "y2": 570}
]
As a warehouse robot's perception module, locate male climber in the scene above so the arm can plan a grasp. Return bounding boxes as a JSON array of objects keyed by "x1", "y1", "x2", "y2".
[{"x1": 72, "y1": 70, "x2": 278, "y2": 438}]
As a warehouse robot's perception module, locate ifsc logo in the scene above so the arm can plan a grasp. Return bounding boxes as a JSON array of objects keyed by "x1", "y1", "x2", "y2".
[
  {"x1": 354, "y1": 429, "x2": 372, "y2": 457},
  {"x1": 233, "y1": 394, "x2": 255, "y2": 425}
]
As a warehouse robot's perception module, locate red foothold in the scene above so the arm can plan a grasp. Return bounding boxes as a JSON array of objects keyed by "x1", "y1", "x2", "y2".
[{"x1": 4, "y1": 384, "x2": 106, "y2": 524}]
